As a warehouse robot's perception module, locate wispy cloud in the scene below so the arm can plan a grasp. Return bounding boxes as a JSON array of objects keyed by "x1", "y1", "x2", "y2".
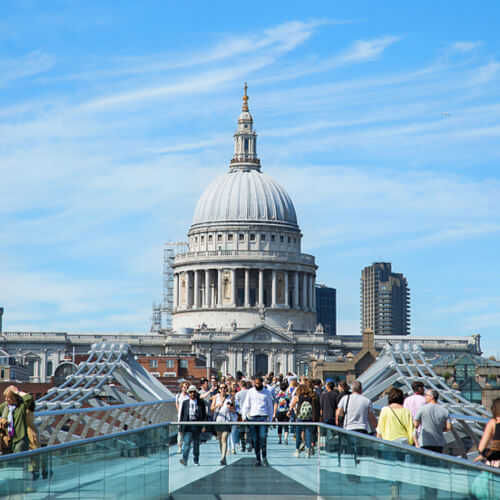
[
  {"x1": 0, "y1": 50, "x2": 54, "y2": 85},
  {"x1": 449, "y1": 41, "x2": 483, "y2": 53},
  {"x1": 339, "y1": 35, "x2": 402, "y2": 63}
]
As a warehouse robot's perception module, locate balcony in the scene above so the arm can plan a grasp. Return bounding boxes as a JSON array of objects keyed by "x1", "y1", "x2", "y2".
[{"x1": 174, "y1": 249, "x2": 315, "y2": 266}]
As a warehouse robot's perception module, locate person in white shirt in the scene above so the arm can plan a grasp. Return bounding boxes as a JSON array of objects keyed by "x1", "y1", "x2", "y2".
[
  {"x1": 175, "y1": 381, "x2": 190, "y2": 454},
  {"x1": 241, "y1": 375, "x2": 274, "y2": 466}
]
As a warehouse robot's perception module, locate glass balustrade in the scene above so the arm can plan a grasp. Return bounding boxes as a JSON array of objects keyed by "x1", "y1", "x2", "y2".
[{"x1": 0, "y1": 421, "x2": 498, "y2": 499}]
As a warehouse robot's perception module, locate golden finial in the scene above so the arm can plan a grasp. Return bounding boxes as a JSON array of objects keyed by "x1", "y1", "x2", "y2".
[{"x1": 242, "y1": 82, "x2": 249, "y2": 112}]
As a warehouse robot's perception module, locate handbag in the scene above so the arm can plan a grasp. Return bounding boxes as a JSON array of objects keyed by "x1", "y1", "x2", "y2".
[
  {"x1": 339, "y1": 395, "x2": 350, "y2": 427},
  {"x1": 485, "y1": 439, "x2": 500, "y2": 461}
]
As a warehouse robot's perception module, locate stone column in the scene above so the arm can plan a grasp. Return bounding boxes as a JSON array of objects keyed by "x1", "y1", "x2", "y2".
[
  {"x1": 231, "y1": 269, "x2": 237, "y2": 306},
  {"x1": 173, "y1": 273, "x2": 178, "y2": 309},
  {"x1": 206, "y1": 349, "x2": 212, "y2": 370},
  {"x1": 228, "y1": 349, "x2": 235, "y2": 375},
  {"x1": 282, "y1": 351, "x2": 288, "y2": 373},
  {"x1": 288, "y1": 350, "x2": 295, "y2": 373},
  {"x1": 248, "y1": 349, "x2": 255, "y2": 376},
  {"x1": 217, "y1": 269, "x2": 223, "y2": 307},
  {"x1": 193, "y1": 270, "x2": 199, "y2": 308},
  {"x1": 205, "y1": 269, "x2": 211, "y2": 308},
  {"x1": 302, "y1": 272, "x2": 308, "y2": 311},
  {"x1": 237, "y1": 349, "x2": 243, "y2": 373},
  {"x1": 40, "y1": 349, "x2": 47, "y2": 382},
  {"x1": 271, "y1": 270, "x2": 277, "y2": 308},
  {"x1": 186, "y1": 271, "x2": 192, "y2": 308},
  {"x1": 244, "y1": 268, "x2": 250, "y2": 307},
  {"x1": 312, "y1": 274, "x2": 316, "y2": 311},
  {"x1": 309, "y1": 274, "x2": 314, "y2": 311},
  {"x1": 258, "y1": 269, "x2": 264, "y2": 306},
  {"x1": 284, "y1": 271, "x2": 289, "y2": 308},
  {"x1": 293, "y1": 271, "x2": 299, "y2": 309}
]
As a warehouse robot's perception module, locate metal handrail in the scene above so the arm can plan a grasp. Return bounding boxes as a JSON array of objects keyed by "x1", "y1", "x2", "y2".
[
  {"x1": 34, "y1": 398, "x2": 175, "y2": 417},
  {"x1": 1, "y1": 420, "x2": 499, "y2": 475}
]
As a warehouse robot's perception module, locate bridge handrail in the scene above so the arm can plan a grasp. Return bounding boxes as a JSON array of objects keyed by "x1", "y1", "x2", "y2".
[
  {"x1": 34, "y1": 398, "x2": 175, "y2": 417},
  {"x1": 1, "y1": 420, "x2": 499, "y2": 475}
]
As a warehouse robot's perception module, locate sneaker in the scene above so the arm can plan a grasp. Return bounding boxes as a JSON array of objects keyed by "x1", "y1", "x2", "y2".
[
  {"x1": 261, "y1": 457, "x2": 269, "y2": 467},
  {"x1": 306, "y1": 448, "x2": 311, "y2": 458},
  {"x1": 255, "y1": 459, "x2": 261, "y2": 466},
  {"x1": 176, "y1": 446, "x2": 182, "y2": 454},
  {"x1": 311, "y1": 446, "x2": 316, "y2": 456},
  {"x1": 299, "y1": 442, "x2": 305, "y2": 451},
  {"x1": 179, "y1": 458, "x2": 187, "y2": 466},
  {"x1": 294, "y1": 449, "x2": 300, "y2": 458},
  {"x1": 194, "y1": 462, "x2": 200, "y2": 467}
]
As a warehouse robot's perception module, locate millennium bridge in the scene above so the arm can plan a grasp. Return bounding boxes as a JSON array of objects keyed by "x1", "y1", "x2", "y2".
[{"x1": 0, "y1": 342, "x2": 498, "y2": 499}]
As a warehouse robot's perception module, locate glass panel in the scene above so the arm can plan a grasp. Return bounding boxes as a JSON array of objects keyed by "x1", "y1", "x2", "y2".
[
  {"x1": 319, "y1": 424, "x2": 500, "y2": 499},
  {"x1": 1, "y1": 422, "x2": 499, "y2": 499},
  {"x1": 0, "y1": 424, "x2": 170, "y2": 500},
  {"x1": 169, "y1": 422, "x2": 320, "y2": 498}
]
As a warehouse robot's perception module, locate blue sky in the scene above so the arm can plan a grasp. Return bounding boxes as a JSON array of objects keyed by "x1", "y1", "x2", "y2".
[{"x1": 1, "y1": 2, "x2": 499, "y2": 354}]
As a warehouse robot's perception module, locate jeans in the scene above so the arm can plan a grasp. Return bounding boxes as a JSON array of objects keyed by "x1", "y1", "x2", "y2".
[
  {"x1": 248, "y1": 416, "x2": 269, "y2": 459},
  {"x1": 231, "y1": 424, "x2": 240, "y2": 448},
  {"x1": 295, "y1": 421, "x2": 312, "y2": 450},
  {"x1": 276, "y1": 412, "x2": 289, "y2": 435},
  {"x1": 182, "y1": 427, "x2": 201, "y2": 463}
]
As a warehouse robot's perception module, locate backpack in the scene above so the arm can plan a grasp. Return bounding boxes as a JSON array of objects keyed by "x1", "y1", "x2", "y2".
[
  {"x1": 298, "y1": 399, "x2": 313, "y2": 421},
  {"x1": 276, "y1": 392, "x2": 289, "y2": 412}
]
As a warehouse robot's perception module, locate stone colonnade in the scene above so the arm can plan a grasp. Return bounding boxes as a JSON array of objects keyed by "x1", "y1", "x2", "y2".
[{"x1": 174, "y1": 268, "x2": 316, "y2": 312}]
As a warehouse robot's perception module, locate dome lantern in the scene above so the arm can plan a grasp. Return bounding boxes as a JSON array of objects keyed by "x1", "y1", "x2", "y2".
[{"x1": 231, "y1": 83, "x2": 260, "y2": 171}]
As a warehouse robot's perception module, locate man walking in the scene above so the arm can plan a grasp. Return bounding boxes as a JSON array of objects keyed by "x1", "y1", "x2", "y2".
[
  {"x1": 336, "y1": 381, "x2": 377, "y2": 433},
  {"x1": 179, "y1": 385, "x2": 206, "y2": 466},
  {"x1": 241, "y1": 375, "x2": 274, "y2": 466},
  {"x1": 414, "y1": 389, "x2": 452, "y2": 453},
  {"x1": 404, "y1": 381, "x2": 426, "y2": 418}
]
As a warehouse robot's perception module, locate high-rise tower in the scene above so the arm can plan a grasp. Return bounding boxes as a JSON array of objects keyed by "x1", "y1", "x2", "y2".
[{"x1": 360, "y1": 262, "x2": 410, "y2": 335}]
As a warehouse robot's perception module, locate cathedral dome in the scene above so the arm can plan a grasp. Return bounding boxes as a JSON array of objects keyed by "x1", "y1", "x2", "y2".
[{"x1": 192, "y1": 168, "x2": 298, "y2": 228}]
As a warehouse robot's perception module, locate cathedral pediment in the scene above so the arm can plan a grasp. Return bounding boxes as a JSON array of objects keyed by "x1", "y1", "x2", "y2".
[{"x1": 231, "y1": 325, "x2": 294, "y2": 344}]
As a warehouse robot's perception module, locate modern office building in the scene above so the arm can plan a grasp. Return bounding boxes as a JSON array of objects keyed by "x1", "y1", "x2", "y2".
[
  {"x1": 360, "y1": 262, "x2": 410, "y2": 335},
  {"x1": 315, "y1": 284, "x2": 336, "y2": 335}
]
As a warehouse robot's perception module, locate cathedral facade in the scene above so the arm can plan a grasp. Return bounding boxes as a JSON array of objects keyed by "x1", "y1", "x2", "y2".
[{"x1": 167, "y1": 85, "x2": 329, "y2": 375}]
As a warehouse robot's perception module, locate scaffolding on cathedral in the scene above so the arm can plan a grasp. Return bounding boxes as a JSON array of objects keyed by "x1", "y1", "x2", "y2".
[{"x1": 151, "y1": 241, "x2": 187, "y2": 332}]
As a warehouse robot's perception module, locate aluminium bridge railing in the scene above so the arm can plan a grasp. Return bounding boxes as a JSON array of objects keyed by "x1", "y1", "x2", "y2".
[
  {"x1": 34, "y1": 399, "x2": 177, "y2": 446},
  {"x1": 0, "y1": 421, "x2": 499, "y2": 499}
]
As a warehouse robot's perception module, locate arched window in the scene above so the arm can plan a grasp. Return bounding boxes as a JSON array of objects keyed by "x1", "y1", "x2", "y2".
[{"x1": 47, "y1": 361, "x2": 53, "y2": 376}]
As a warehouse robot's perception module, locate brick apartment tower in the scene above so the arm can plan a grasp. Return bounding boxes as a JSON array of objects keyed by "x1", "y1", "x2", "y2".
[{"x1": 360, "y1": 262, "x2": 410, "y2": 335}]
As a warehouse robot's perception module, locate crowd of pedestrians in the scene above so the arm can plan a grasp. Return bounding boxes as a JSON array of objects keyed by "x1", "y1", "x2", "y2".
[{"x1": 175, "y1": 372, "x2": 472, "y2": 468}]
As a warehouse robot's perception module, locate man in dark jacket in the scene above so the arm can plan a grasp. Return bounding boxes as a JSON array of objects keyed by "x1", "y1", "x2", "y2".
[{"x1": 179, "y1": 385, "x2": 206, "y2": 466}]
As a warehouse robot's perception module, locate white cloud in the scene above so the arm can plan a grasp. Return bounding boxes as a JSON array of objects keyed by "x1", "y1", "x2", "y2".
[
  {"x1": 449, "y1": 41, "x2": 483, "y2": 53},
  {"x1": 339, "y1": 35, "x2": 402, "y2": 63},
  {"x1": 0, "y1": 50, "x2": 54, "y2": 85}
]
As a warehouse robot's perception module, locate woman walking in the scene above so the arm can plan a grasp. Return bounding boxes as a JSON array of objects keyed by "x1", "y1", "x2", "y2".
[
  {"x1": 474, "y1": 398, "x2": 500, "y2": 467},
  {"x1": 211, "y1": 383, "x2": 236, "y2": 465},
  {"x1": 0, "y1": 385, "x2": 34, "y2": 454},
  {"x1": 274, "y1": 381, "x2": 291, "y2": 444},
  {"x1": 289, "y1": 384, "x2": 320, "y2": 458},
  {"x1": 377, "y1": 388, "x2": 415, "y2": 445}
]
